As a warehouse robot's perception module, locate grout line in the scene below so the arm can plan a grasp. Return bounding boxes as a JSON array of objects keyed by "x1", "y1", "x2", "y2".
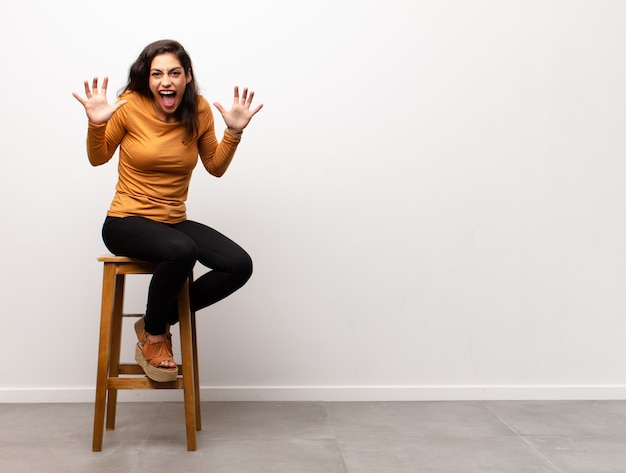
[
  {"x1": 480, "y1": 402, "x2": 565, "y2": 473},
  {"x1": 322, "y1": 403, "x2": 352, "y2": 473}
]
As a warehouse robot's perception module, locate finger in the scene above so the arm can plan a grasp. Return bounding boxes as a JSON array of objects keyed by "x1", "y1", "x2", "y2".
[
  {"x1": 101, "y1": 76, "x2": 109, "y2": 94},
  {"x1": 246, "y1": 90, "x2": 255, "y2": 105},
  {"x1": 112, "y1": 99, "x2": 128, "y2": 111},
  {"x1": 72, "y1": 92, "x2": 86, "y2": 106},
  {"x1": 250, "y1": 103, "x2": 263, "y2": 116},
  {"x1": 233, "y1": 85, "x2": 239, "y2": 102},
  {"x1": 241, "y1": 87, "x2": 248, "y2": 103},
  {"x1": 213, "y1": 102, "x2": 225, "y2": 114},
  {"x1": 83, "y1": 80, "x2": 92, "y2": 97}
]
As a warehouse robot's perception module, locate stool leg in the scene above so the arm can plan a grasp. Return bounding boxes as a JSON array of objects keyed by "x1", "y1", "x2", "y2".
[
  {"x1": 93, "y1": 263, "x2": 116, "y2": 452},
  {"x1": 105, "y1": 274, "x2": 126, "y2": 430},
  {"x1": 190, "y1": 309, "x2": 202, "y2": 430},
  {"x1": 178, "y1": 279, "x2": 197, "y2": 451},
  {"x1": 187, "y1": 271, "x2": 202, "y2": 430}
]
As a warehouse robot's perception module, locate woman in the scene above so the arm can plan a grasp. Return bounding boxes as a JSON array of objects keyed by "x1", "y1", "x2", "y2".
[{"x1": 73, "y1": 39, "x2": 262, "y2": 382}]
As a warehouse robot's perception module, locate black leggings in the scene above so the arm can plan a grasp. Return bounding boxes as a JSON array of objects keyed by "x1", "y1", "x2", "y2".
[{"x1": 102, "y1": 216, "x2": 252, "y2": 335}]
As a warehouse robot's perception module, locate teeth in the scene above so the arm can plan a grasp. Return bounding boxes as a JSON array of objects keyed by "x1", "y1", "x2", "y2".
[{"x1": 160, "y1": 91, "x2": 175, "y2": 95}]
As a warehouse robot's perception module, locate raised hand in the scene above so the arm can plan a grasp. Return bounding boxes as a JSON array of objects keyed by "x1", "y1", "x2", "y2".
[
  {"x1": 72, "y1": 77, "x2": 127, "y2": 124},
  {"x1": 213, "y1": 86, "x2": 263, "y2": 134}
]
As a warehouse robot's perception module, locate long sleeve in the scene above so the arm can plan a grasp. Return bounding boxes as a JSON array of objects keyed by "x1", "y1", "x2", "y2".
[
  {"x1": 196, "y1": 100, "x2": 241, "y2": 177},
  {"x1": 86, "y1": 106, "x2": 127, "y2": 166}
]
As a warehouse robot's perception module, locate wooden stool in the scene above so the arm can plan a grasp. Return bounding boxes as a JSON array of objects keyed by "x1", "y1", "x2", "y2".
[{"x1": 93, "y1": 255, "x2": 201, "y2": 451}]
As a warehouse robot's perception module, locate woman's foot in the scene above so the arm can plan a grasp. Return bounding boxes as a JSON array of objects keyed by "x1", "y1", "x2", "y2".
[
  {"x1": 143, "y1": 333, "x2": 176, "y2": 368},
  {"x1": 135, "y1": 317, "x2": 173, "y2": 352},
  {"x1": 135, "y1": 332, "x2": 178, "y2": 382}
]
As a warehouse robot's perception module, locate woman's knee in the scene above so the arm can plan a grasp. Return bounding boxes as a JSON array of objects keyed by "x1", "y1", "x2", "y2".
[
  {"x1": 163, "y1": 235, "x2": 198, "y2": 271},
  {"x1": 233, "y1": 251, "x2": 253, "y2": 283}
]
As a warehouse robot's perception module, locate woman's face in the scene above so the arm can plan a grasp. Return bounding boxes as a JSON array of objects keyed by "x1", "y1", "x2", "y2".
[{"x1": 148, "y1": 52, "x2": 192, "y2": 121}]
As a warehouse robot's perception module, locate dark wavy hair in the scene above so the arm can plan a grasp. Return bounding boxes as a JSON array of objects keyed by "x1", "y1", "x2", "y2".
[{"x1": 122, "y1": 39, "x2": 199, "y2": 143}]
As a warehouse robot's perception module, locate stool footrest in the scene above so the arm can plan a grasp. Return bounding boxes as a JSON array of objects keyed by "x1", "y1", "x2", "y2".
[{"x1": 107, "y1": 377, "x2": 184, "y2": 390}]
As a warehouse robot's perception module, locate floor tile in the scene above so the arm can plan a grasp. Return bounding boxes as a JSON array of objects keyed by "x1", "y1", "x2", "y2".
[
  {"x1": 526, "y1": 435, "x2": 626, "y2": 473},
  {"x1": 1, "y1": 437, "x2": 143, "y2": 473},
  {"x1": 484, "y1": 400, "x2": 626, "y2": 437},
  {"x1": 326, "y1": 401, "x2": 516, "y2": 439},
  {"x1": 336, "y1": 435, "x2": 561, "y2": 473},
  {"x1": 199, "y1": 401, "x2": 334, "y2": 440},
  {"x1": 0, "y1": 403, "x2": 93, "y2": 443},
  {"x1": 136, "y1": 439, "x2": 349, "y2": 473}
]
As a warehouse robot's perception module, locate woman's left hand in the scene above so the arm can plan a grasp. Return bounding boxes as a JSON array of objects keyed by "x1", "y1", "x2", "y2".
[{"x1": 213, "y1": 86, "x2": 263, "y2": 135}]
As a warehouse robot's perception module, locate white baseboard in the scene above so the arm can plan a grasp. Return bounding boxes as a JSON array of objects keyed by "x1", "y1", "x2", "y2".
[{"x1": 2, "y1": 385, "x2": 626, "y2": 403}]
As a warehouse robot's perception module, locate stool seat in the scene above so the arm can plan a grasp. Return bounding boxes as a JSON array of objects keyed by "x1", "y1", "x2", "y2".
[{"x1": 93, "y1": 255, "x2": 201, "y2": 451}]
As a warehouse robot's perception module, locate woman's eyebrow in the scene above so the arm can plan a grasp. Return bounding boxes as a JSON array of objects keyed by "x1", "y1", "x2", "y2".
[{"x1": 150, "y1": 66, "x2": 183, "y2": 73}]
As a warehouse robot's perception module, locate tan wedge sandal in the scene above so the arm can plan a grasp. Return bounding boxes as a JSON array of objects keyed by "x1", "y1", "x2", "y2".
[{"x1": 135, "y1": 335, "x2": 178, "y2": 383}]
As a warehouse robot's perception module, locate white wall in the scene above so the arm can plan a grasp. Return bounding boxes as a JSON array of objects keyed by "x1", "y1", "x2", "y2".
[{"x1": 2, "y1": 0, "x2": 626, "y2": 402}]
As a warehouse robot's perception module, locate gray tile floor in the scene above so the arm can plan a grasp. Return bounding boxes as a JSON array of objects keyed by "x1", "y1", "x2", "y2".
[{"x1": 1, "y1": 400, "x2": 626, "y2": 472}]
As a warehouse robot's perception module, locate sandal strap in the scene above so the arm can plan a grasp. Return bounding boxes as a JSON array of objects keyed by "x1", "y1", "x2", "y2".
[{"x1": 139, "y1": 338, "x2": 176, "y2": 369}]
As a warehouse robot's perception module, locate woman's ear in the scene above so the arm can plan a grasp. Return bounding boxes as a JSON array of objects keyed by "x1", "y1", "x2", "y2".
[{"x1": 186, "y1": 69, "x2": 193, "y2": 84}]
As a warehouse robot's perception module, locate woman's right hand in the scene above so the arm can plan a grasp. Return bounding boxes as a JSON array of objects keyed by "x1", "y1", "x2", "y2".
[{"x1": 72, "y1": 77, "x2": 127, "y2": 124}]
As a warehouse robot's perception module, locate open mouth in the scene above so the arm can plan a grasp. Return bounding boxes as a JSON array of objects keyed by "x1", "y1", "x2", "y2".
[{"x1": 160, "y1": 91, "x2": 177, "y2": 108}]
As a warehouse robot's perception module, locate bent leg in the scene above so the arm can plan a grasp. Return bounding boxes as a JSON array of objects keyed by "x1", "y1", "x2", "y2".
[
  {"x1": 173, "y1": 220, "x2": 253, "y2": 316},
  {"x1": 102, "y1": 216, "x2": 198, "y2": 335}
]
